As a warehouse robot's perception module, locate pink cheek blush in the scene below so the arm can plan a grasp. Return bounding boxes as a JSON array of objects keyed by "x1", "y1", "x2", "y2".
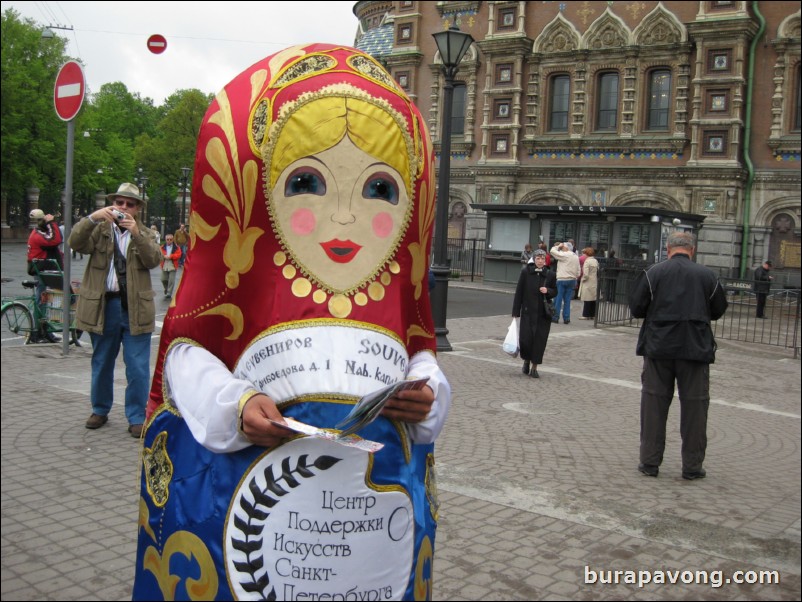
[
  {"x1": 372, "y1": 212, "x2": 394, "y2": 238},
  {"x1": 290, "y1": 209, "x2": 316, "y2": 235}
]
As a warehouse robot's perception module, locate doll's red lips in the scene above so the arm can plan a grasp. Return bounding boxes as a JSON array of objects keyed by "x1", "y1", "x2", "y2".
[{"x1": 321, "y1": 239, "x2": 362, "y2": 263}]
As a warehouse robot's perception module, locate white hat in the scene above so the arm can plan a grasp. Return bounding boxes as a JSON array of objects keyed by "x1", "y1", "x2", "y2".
[
  {"x1": 29, "y1": 209, "x2": 45, "y2": 221},
  {"x1": 106, "y1": 182, "x2": 144, "y2": 204}
]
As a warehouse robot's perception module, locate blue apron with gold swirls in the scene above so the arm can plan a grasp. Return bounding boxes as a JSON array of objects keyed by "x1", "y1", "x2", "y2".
[{"x1": 133, "y1": 400, "x2": 438, "y2": 601}]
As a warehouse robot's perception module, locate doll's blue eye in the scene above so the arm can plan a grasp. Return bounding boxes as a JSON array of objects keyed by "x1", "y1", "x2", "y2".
[
  {"x1": 362, "y1": 174, "x2": 398, "y2": 205},
  {"x1": 286, "y1": 169, "x2": 326, "y2": 196}
]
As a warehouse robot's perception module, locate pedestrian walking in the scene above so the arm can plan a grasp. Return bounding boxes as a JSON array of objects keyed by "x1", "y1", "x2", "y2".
[
  {"x1": 173, "y1": 223, "x2": 188, "y2": 268},
  {"x1": 512, "y1": 249, "x2": 557, "y2": 378},
  {"x1": 159, "y1": 234, "x2": 181, "y2": 298}
]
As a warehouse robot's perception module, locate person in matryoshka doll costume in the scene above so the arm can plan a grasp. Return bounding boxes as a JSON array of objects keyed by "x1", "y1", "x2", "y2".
[{"x1": 133, "y1": 44, "x2": 452, "y2": 601}]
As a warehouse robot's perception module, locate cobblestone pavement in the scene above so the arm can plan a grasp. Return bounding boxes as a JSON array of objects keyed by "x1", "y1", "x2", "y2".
[{"x1": 1, "y1": 270, "x2": 800, "y2": 600}]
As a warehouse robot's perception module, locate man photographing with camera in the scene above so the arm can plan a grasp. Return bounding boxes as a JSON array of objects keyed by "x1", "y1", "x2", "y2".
[{"x1": 69, "y1": 182, "x2": 161, "y2": 439}]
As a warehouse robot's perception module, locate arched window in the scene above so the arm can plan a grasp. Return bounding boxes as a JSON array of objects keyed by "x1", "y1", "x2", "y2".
[
  {"x1": 549, "y1": 74, "x2": 570, "y2": 132},
  {"x1": 451, "y1": 83, "x2": 466, "y2": 137},
  {"x1": 646, "y1": 69, "x2": 672, "y2": 130},
  {"x1": 596, "y1": 72, "x2": 619, "y2": 131}
]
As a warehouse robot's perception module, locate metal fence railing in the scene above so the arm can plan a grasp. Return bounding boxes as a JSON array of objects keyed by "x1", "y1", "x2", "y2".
[
  {"x1": 432, "y1": 237, "x2": 486, "y2": 281},
  {"x1": 596, "y1": 266, "x2": 801, "y2": 358}
]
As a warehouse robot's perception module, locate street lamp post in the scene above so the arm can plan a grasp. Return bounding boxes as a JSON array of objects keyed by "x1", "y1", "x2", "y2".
[
  {"x1": 431, "y1": 26, "x2": 474, "y2": 352},
  {"x1": 180, "y1": 167, "x2": 190, "y2": 225},
  {"x1": 138, "y1": 170, "x2": 148, "y2": 223}
]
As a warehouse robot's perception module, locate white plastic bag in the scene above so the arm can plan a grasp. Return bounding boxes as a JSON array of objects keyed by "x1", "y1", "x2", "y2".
[{"x1": 502, "y1": 317, "x2": 519, "y2": 357}]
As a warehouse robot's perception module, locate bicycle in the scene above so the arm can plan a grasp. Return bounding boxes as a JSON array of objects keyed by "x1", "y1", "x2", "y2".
[{"x1": 1, "y1": 259, "x2": 82, "y2": 346}]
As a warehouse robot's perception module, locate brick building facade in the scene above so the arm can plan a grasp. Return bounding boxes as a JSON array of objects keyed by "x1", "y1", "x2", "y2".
[{"x1": 354, "y1": 1, "x2": 800, "y2": 282}]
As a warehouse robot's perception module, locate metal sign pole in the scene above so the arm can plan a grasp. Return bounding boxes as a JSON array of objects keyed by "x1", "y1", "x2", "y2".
[{"x1": 62, "y1": 119, "x2": 74, "y2": 355}]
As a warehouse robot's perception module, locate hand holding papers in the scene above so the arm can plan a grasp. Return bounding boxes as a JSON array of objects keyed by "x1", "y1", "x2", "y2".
[
  {"x1": 336, "y1": 377, "x2": 430, "y2": 438},
  {"x1": 267, "y1": 377, "x2": 430, "y2": 453}
]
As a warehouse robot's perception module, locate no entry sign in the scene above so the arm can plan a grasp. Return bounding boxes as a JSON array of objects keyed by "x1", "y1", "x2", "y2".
[
  {"x1": 53, "y1": 61, "x2": 85, "y2": 122},
  {"x1": 147, "y1": 34, "x2": 167, "y2": 54}
]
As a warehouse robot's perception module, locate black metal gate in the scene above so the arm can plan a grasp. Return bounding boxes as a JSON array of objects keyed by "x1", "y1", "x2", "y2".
[
  {"x1": 431, "y1": 237, "x2": 486, "y2": 281},
  {"x1": 596, "y1": 262, "x2": 801, "y2": 358}
]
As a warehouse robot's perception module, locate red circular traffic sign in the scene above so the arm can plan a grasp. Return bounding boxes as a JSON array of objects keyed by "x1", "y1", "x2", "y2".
[
  {"x1": 53, "y1": 60, "x2": 85, "y2": 122},
  {"x1": 147, "y1": 34, "x2": 167, "y2": 54}
]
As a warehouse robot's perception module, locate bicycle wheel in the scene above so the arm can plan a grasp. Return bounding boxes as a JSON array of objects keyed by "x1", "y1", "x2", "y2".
[{"x1": 1, "y1": 302, "x2": 34, "y2": 344}]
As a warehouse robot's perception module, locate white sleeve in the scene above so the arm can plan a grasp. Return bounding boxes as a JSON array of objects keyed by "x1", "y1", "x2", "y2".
[
  {"x1": 165, "y1": 344, "x2": 451, "y2": 450},
  {"x1": 165, "y1": 343, "x2": 254, "y2": 453},
  {"x1": 404, "y1": 352, "x2": 452, "y2": 444}
]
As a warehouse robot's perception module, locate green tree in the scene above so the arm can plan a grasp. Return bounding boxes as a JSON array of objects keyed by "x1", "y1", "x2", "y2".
[
  {"x1": 1, "y1": 8, "x2": 70, "y2": 221},
  {"x1": 1, "y1": 9, "x2": 214, "y2": 233},
  {"x1": 135, "y1": 89, "x2": 210, "y2": 229}
]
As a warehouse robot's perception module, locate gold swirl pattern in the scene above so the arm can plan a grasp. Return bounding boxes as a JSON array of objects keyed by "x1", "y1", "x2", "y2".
[
  {"x1": 413, "y1": 535, "x2": 434, "y2": 601},
  {"x1": 143, "y1": 531, "x2": 219, "y2": 600},
  {"x1": 138, "y1": 498, "x2": 157, "y2": 543},
  {"x1": 197, "y1": 303, "x2": 244, "y2": 340},
  {"x1": 170, "y1": 81, "x2": 266, "y2": 337}
]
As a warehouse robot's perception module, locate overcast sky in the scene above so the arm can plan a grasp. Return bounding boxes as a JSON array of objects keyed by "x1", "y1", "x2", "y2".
[{"x1": 2, "y1": 1, "x2": 361, "y2": 105}]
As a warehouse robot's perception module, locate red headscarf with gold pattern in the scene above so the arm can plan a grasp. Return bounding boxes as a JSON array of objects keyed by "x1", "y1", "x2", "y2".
[{"x1": 147, "y1": 44, "x2": 436, "y2": 416}]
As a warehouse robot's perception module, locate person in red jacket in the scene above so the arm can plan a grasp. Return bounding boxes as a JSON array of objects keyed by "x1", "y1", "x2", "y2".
[
  {"x1": 26, "y1": 209, "x2": 64, "y2": 342},
  {"x1": 159, "y1": 234, "x2": 182, "y2": 298},
  {"x1": 27, "y1": 209, "x2": 63, "y2": 272}
]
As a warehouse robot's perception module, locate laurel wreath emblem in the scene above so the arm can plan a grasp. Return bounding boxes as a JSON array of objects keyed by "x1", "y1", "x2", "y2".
[{"x1": 229, "y1": 452, "x2": 342, "y2": 599}]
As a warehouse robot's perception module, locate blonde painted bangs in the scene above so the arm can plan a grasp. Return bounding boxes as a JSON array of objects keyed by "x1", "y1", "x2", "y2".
[{"x1": 266, "y1": 95, "x2": 412, "y2": 200}]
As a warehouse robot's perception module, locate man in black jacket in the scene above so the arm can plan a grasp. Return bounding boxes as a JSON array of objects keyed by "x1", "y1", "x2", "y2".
[
  {"x1": 628, "y1": 232, "x2": 728, "y2": 480},
  {"x1": 753, "y1": 260, "x2": 773, "y2": 318}
]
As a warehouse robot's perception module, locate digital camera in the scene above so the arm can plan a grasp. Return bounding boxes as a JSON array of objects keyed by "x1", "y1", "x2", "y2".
[{"x1": 111, "y1": 209, "x2": 126, "y2": 222}]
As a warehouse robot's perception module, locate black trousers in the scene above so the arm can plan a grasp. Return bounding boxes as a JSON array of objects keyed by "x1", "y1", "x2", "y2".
[
  {"x1": 639, "y1": 357, "x2": 710, "y2": 472},
  {"x1": 756, "y1": 292, "x2": 767, "y2": 317}
]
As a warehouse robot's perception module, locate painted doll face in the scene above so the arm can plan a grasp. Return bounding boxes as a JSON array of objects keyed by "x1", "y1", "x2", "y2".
[{"x1": 271, "y1": 135, "x2": 410, "y2": 292}]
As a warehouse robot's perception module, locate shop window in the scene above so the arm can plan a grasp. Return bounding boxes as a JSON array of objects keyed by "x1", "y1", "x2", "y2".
[
  {"x1": 579, "y1": 223, "x2": 612, "y2": 255},
  {"x1": 549, "y1": 74, "x2": 570, "y2": 132},
  {"x1": 490, "y1": 217, "x2": 530, "y2": 252},
  {"x1": 646, "y1": 69, "x2": 671, "y2": 130},
  {"x1": 549, "y1": 222, "x2": 577, "y2": 247},
  {"x1": 619, "y1": 224, "x2": 651, "y2": 260},
  {"x1": 596, "y1": 72, "x2": 619, "y2": 131}
]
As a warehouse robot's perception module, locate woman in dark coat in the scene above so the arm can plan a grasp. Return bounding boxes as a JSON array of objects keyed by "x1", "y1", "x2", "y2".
[{"x1": 512, "y1": 249, "x2": 558, "y2": 378}]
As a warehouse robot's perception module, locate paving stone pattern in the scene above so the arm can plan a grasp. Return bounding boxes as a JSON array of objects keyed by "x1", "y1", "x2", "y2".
[{"x1": 1, "y1": 274, "x2": 799, "y2": 600}]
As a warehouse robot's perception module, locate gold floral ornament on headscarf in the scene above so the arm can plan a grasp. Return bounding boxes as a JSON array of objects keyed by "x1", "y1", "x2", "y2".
[{"x1": 147, "y1": 44, "x2": 437, "y2": 416}]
